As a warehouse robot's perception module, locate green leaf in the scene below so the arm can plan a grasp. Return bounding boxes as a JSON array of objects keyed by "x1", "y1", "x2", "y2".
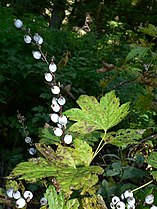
[
  {"x1": 38, "y1": 127, "x2": 61, "y2": 145},
  {"x1": 71, "y1": 131, "x2": 100, "y2": 146},
  {"x1": 108, "y1": 129, "x2": 144, "y2": 148},
  {"x1": 64, "y1": 91, "x2": 130, "y2": 134},
  {"x1": 139, "y1": 24, "x2": 157, "y2": 38},
  {"x1": 71, "y1": 138, "x2": 93, "y2": 166},
  {"x1": 121, "y1": 166, "x2": 148, "y2": 180},
  {"x1": 45, "y1": 185, "x2": 65, "y2": 209},
  {"x1": 64, "y1": 198, "x2": 79, "y2": 209},
  {"x1": 36, "y1": 138, "x2": 93, "y2": 167},
  {"x1": 81, "y1": 194, "x2": 107, "y2": 209},
  {"x1": 9, "y1": 157, "x2": 103, "y2": 195},
  {"x1": 147, "y1": 152, "x2": 157, "y2": 169},
  {"x1": 151, "y1": 171, "x2": 157, "y2": 181},
  {"x1": 125, "y1": 46, "x2": 150, "y2": 62}
]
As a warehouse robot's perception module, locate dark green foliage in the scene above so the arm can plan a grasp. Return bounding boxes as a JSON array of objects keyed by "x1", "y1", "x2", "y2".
[{"x1": 0, "y1": 2, "x2": 157, "y2": 208}]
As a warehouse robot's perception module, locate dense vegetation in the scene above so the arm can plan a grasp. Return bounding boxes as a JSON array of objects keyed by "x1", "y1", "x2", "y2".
[{"x1": 0, "y1": 0, "x2": 157, "y2": 208}]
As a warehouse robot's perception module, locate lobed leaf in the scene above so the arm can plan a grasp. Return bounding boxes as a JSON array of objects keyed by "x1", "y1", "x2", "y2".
[
  {"x1": 107, "y1": 129, "x2": 144, "y2": 148},
  {"x1": 9, "y1": 157, "x2": 103, "y2": 195},
  {"x1": 64, "y1": 91, "x2": 130, "y2": 134}
]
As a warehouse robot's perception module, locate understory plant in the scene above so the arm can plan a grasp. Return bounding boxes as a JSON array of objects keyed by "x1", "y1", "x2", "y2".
[{"x1": 0, "y1": 20, "x2": 157, "y2": 209}]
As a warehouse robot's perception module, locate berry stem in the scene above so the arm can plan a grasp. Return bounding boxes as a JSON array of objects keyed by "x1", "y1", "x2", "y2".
[
  {"x1": 38, "y1": 45, "x2": 49, "y2": 65},
  {"x1": 132, "y1": 180, "x2": 154, "y2": 193}
]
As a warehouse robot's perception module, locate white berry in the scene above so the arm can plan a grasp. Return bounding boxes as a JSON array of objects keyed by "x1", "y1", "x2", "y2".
[
  {"x1": 54, "y1": 127, "x2": 63, "y2": 137},
  {"x1": 116, "y1": 201, "x2": 125, "y2": 209},
  {"x1": 49, "y1": 63, "x2": 57, "y2": 73},
  {"x1": 16, "y1": 198, "x2": 26, "y2": 208},
  {"x1": 33, "y1": 33, "x2": 40, "y2": 42},
  {"x1": 51, "y1": 86, "x2": 60, "y2": 94},
  {"x1": 24, "y1": 35, "x2": 32, "y2": 44},
  {"x1": 13, "y1": 190, "x2": 21, "y2": 199},
  {"x1": 32, "y1": 51, "x2": 41, "y2": 59},
  {"x1": 14, "y1": 19, "x2": 23, "y2": 28},
  {"x1": 33, "y1": 34, "x2": 43, "y2": 44},
  {"x1": 51, "y1": 104, "x2": 60, "y2": 112},
  {"x1": 64, "y1": 134, "x2": 72, "y2": 144},
  {"x1": 50, "y1": 113, "x2": 59, "y2": 123},
  {"x1": 58, "y1": 115, "x2": 68, "y2": 125},
  {"x1": 45, "y1": 73, "x2": 53, "y2": 82},
  {"x1": 127, "y1": 197, "x2": 135, "y2": 206},
  {"x1": 57, "y1": 123, "x2": 63, "y2": 129},
  {"x1": 23, "y1": 191, "x2": 33, "y2": 202},
  {"x1": 6, "y1": 188, "x2": 14, "y2": 198},
  {"x1": 110, "y1": 202, "x2": 116, "y2": 209},
  {"x1": 28, "y1": 148, "x2": 36, "y2": 155},
  {"x1": 38, "y1": 36, "x2": 43, "y2": 45},
  {"x1": 58, "y1": 96, "x2": 66, "y2": 105},
  {"x1": 25, "y1": 136, "x2": 32, "y2": 143},
  {"x1": 52, "y1": 97, "x2": 58, "y2": 105},
  {"x1": 145, "y1": 194, "x2": 154, "y2": 205},
  {"x1": 112, "y1": 196, "x2": 120, "y2": 205},
  {"x1": 150, "y1": 205, "x2": 157, "y2": 209},
  {"x1": 40, "y1": 197, "x2": 48, "y2": 206},
  {"x1": 124, "y1": 190, "x2": 133, "y2": 198}
]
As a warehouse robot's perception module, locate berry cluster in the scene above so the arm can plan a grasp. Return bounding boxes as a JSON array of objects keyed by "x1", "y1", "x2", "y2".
[
  {"x1": 6, "y1": 188, "x2": 33, "y2": 208},
  {"x1": 110, "y1": 191, "x2": 157, "y2": 209},
  {"x1": 14, "y1": 19, "x2": 73, "y2": 146},
  {"x1": 110, "y1": 190, "x2": 135, "y2": 209},
  {"x1": 6, "y1": 188, "x2": 48, "y2": 208}
]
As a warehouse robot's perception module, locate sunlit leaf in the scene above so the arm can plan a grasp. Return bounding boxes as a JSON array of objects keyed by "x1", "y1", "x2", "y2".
[
  {"x1": 64, "y1": 91, "x2": 130, "y2": 134},
  {"x1": 9, "y1": 157, "x2": 103, "y2": 195},
  {"x1": 107, "y1": 129, "x2": 144, "y2": 148},
  {"x1": 45, "y1": 185, "x2": 65, "y2": 209}
]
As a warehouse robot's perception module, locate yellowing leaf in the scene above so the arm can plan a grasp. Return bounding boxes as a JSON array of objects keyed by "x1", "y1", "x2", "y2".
[
  {"x1": 64, "y1": 91, "x2": 130, "y2": 134},
  {"x1": 107, "y1": 129, "x2": 144, "y2": 148},
  {"x1": 9, "y1": 158, "x2": 103, "y2": 195}
]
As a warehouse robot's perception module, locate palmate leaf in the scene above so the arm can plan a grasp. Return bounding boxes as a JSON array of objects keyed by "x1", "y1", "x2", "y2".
[
  {"x1": 107, "y1": 129, "x2": 144, "y2": 148},
  {"x1": 36, "y1": 138, "x2": 93, "y2": 167},
  {"x1": 64, "y1": 91, "x2": 130, "y2": 134},
  {"x1": 9, "y1": 157, "x2": 103, "y2": 195}
]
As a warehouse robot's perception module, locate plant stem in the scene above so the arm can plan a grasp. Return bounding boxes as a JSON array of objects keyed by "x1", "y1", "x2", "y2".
[
  {"x1": 92, "y1": 130, "x2": 107, "y2": 161},
  {"x1": 132, "y1": 180, "x2": 154, "y2": 193}
]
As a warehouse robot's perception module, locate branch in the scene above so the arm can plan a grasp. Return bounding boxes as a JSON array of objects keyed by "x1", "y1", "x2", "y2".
[
  {"x1": 128, "y1": 133, "x2": 157, "y2": 157},
  {"x1": 110, "y1": 78, "x2": 137, "y2": 91}
]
